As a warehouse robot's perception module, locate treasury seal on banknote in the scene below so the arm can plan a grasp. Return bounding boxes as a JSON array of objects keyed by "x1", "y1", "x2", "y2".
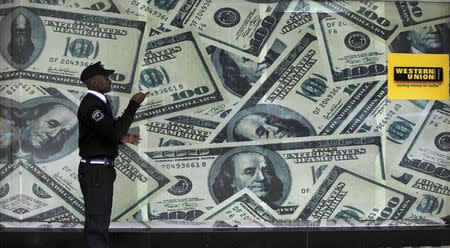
[
  {"x1": 214, "y1": 8, "x2": 241, "y2": 28},
  {"x1": 226, "y1": 104, "x2": 316, "y2": 142},
  {"x1": 208, "y1": 146, "x2": 291, "y2": 208},
  {"x1": 344, "y1": 31, "x2": 371, "y2": 51},
  {"x1": 434, "y1": 132, "x2": 450, "y2": 152},
  {"x1": 167, "y1": 175, "x2": 193, "y2": 196}
]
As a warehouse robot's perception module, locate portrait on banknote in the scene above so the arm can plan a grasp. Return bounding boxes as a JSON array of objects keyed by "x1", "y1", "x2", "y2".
[
  {"x1": 20, "y1": 98, "x2": 78, "y2": 161},
  {"x1": 226, "y1": 104, "x2": 316, "y2": 142},
  {"x1": 209, "y1": 146, "x2": 291, "y2": 208},
  {"x1": 0, "y1": 7, "x2": 45, "y2": 69},
  {"x1": 0, "y1": 0, "x2": 448, "y2": 227},
  {"x1": 210, "y1": 46, "x2": 269, "y2": 97},
  {"x1": 414, "y1": 194, "x2": 445, "y2": 216},
  {"x1": 390, "y1": 23, "x2": 450, "y2": 54},
  {"x1": 209, "y1": 41, "x2": 283, "y2": 97},
  {"x1": 0, "y1": 99, "x2": 20, "y2": 162},
  {"x1": 139, "y1": 67, "x2": 169, "y2": 89}
]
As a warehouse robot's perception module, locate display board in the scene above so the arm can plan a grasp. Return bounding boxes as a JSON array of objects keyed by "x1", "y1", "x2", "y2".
[{"x1": 0, "y1": 0, "x2": 448, "y2": 227}]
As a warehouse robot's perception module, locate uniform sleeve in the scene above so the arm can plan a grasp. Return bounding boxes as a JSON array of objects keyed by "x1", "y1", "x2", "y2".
[{"x1": 87, "y1": 100, "x2": 140, "y2": 144}]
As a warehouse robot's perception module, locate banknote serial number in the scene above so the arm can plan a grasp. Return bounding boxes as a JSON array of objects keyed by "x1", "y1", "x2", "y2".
[
  {"x1": 3, "y1": 83, "x2": 37, "y2": 95},
  {"x1": 312, "y1": 86, "x2": 342, "y2": 115},
  {"x1": 430, "y1": 113, "x2": 450, "y2": 127},
  {"x1": 148, "y1": 84, "x2": 184, "y2": 96},
  {"x1": 225, "y1": 206, "x2": 252, "y2": 221},
  {"x1": 63, "y1": 166, "x2": 78, "y2": 180},
  {"x1": 49, "y1": 57, "x2": 91, "y2": 67},
  {"x1": 127, "y1": 0, "x2": 170, "y2": 20},
  {"x1": 161, "y1": 162, "x2": 207, "y2": 170},
  {"x1": 374, "y1": 103, "x2": 402, "y2": 132},
  {"x1": 190, "y1": 0, "x2": 212, "y2": 31}
]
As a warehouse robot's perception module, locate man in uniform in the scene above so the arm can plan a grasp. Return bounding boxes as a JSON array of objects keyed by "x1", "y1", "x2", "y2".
[{"x1": 77, "y1": 61, "x2": 148, "y2": 248}]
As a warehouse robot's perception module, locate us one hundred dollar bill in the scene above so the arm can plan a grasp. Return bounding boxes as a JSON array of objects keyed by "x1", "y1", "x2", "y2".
[
  {"x1": 276, "y1": 0, "x2": 313, "y2": 37},
  {"x1": 0, "y1": 82, "x2": 86, "y2": 221},
  {"x1": 389, "y1": 101, "x2": 450, "y2": 211},
  {"x1": 0, "y1": 159, "x2": 83, "y2": 222},
  {"x1": 263, "y1": 0, "x2": 313, "y2": 56},
  {"x1": 311, "y1": 1, "x2": 400, "y2": 40},
  {"x1": 340, "y1": 98, "x2": 427, "y2": 143},
  {"x1": 313, "y1": 12, "x2": 387, "y2": 84},
  {"x1": 0, "y1": 82, "x2": 176, "y2": 221},
  {"x1": 335, "y1": 82, "x2": 428, "y2": 166},
  {"x1": 0, "y1": 3, "x2": 146, "y2": 93},
  {"x1": 135, "y1": 29, "x2": 230, "y2": 120},
  {"x1": 111, "y1": 145, "x2": 176, "y2": 221},
  {"x1": 294, "y1": 165, "x2": 445, "y2": 221},
  {"x1": 135, "y1": 112, "x2": 221, "y2": 148},
  {"x1": 142, "y1": 133, "x2": 385, "y2": 220},
  {"x1": 29, "y1": 0, "x2": 122, "y2": 13},
  {"x1": 118, "y1": 0, "x2": 184, "y2": 24},
  {"x1": 193, "y1": 37, "x2": 287, "y2": 118},
  {"x1": 208, "y1": 32, "x2": 387, "y2": 143},
  {"x1": 197, "y1": 188, "x2": 279, "y2": 226},
  {"x1": 394, "y1": 1, "x2": 450, "y2": 28},
  {"x1": 3, "y1": 0, "x2": 122, "y2": 13},
  {"x1": 141, "y1": 25, "x2": 287, "y2": 121},
  {"x1": 170, "y1": 0, "x2": 290, "y2": 61}
]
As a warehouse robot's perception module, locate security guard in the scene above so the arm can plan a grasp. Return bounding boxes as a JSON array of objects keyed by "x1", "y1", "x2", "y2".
[{"x1": 77, "y1": 61, "x2": 148, "y2": 248}]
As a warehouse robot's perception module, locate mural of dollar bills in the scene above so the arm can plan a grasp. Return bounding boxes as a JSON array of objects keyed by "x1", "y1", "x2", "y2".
[{"x1": 0, "y1": 0, "x2": 449, "y2": 227}]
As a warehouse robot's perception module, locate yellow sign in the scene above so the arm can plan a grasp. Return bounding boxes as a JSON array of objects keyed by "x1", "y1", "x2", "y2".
[{"x1": 388, "y1": 53, "x2": 448, "y2": 100}]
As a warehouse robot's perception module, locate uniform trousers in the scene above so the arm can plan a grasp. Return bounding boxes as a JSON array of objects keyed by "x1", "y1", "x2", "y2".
[{"x1": 78, "y1": 161, "x2": 116, "y2": 248}]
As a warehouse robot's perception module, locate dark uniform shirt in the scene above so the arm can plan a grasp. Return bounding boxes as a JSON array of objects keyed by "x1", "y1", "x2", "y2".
[{"x1": 77, "y1": 92, "x2": 139, "y2": 159}]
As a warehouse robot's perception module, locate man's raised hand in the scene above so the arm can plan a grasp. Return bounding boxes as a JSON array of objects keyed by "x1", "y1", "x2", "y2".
[
  {"x1": 131, "y1": 91, "x2": 150, "y2": 104},
  {"x1": 120, "y1": 133, "x2": 141, "y2": 145}
]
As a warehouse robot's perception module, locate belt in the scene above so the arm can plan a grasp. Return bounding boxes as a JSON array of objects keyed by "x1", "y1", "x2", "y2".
[{"x1": 80, "y1": 157, "x2": 114, "y2": 166}]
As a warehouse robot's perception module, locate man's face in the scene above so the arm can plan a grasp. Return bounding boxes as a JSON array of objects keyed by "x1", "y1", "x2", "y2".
[
  {"x1": 92, "y1": 74, "x2": 112, "y2": 93},
  {"x1": 226, "y1": 51, "x2": 269, "y2": 84},
  {"x1": 235, "y1": 114, "x2": 289, "y2": 140},
  {"x1": 25, "y1": 105, "x2": 77, "y2": 148},
  {"x1": 230, "y1": 152, "x2": 274, "y2": 198},
  {"x1": 0, "y1": 116, "x2": 17, "y2": 149},
  {"x1": 408, "y1": 24, "x2": 447, "y2": 53}
]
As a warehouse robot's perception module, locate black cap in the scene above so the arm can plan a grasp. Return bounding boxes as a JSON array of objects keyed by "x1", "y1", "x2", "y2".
[{"x1": 80, "y1": 61, "x2": 115, "y2": 82}]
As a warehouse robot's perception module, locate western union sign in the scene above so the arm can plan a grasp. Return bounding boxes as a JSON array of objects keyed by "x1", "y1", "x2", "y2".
[
  {"x1": 394, "y1": 67, "x2": 443, "y2": 82},
  {"x1": 388, "y1": 53, "x2": 448, "y2": 100}
]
